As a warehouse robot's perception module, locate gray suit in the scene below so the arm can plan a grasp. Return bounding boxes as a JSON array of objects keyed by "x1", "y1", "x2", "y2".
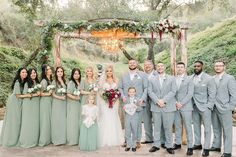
[
  {"x1": 211, "y1": 73, "x2": 236, "y2": 154},
  {"x1": 124, "y1": 97, "x2": 142, "y2": 148},
  {"x1": 148, "y1": 74, "x2": 177, "y2": 148},
  {"x1": 142, "y1": 71, "x2": 158, "y2": 142},
  {"x1": 118, "y1": 71, "x2": 148, "y2": 142},
  {"x1": 174, "y1": 75, "x2": 194, "y2": 148},
  {"x1": 192, "y1": 72, "x2": 216, "y2": 149}
]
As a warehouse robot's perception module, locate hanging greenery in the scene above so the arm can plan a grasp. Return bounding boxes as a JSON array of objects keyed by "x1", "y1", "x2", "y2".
[{"x1": 39, "y1": 19, "x2": 181, "y2": 62}]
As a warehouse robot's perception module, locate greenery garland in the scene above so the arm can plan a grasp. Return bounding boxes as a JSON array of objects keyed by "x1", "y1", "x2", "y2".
[{"x1": 39, "y1": 19, "x2": 181, "y2": 62}]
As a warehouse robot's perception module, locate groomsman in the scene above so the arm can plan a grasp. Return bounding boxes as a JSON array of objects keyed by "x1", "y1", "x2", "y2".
[
  {"x1": 118, "y1": 59, "x2": 148, "y2": 149},
  {"x1": 210, "y1": 60, "x2": 236, "y2": 157},
  {"x1": 173, "y1": 62, "x2": 194, "y2": 155},
  {"x1": 191, "y1": 61, "x2": 216, "y2": 157},
  {"x1": 141, "y1": 60, "x2": 155, "y2": 144},
  {"x1": 148, "y1": 62, "x2": 177, "y2": 154}
]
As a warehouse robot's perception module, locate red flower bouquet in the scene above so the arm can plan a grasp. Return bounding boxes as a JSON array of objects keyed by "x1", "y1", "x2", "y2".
[{"x1": 102, "y1": 89, "x2": 121, "y2": 108}]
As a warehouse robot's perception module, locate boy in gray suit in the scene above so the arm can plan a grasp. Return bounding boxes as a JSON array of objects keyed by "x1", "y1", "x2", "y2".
[
  {"x1": 118, "y1": 59, "x2": 148, "y2": 149},
  {"x1": 173, "y1": 62, "x2": 194, "y2": 156},
  {"x1": 191, "y1": 61, "x2": 216, "y2": 157},
  {"x1": 148, "y1": 62, "x2": 177, "y2": 154},
  {"x1": 210, "y1": 60, "x2": 236, "y2": 157},
  {"x1": 123, "y1": 87, "x2": 142, "y2": 152}
]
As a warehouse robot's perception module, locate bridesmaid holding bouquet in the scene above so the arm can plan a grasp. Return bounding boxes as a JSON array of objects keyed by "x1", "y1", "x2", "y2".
[
  {"x1": 19, "y1": 68, "x2": 40, "y2": 148},
  {"x1": 0, "y1": 68, "x2": 28, "y2": 147},
  {"x1": 39, "y1": 65, "x2": 53, "y2": 146},
  {"x1": 51, "y1": 67, "x2": 67, "y2": 145},
  {"x1": 66, "y1": 68, "x2": 82, "y2": 145}
]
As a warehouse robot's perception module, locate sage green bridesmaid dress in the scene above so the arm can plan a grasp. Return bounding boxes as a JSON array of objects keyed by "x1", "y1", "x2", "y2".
[
  {"x1": 0, "y1": 80, "x2": 23, "y2": 147},
  {"x1": 19, "y1": 83, "x2": 40, "y2": 148},
  {"x1": 80, "y1": 79, "x2": 96, "y2": 106},
  {"x1": 51, "y1": 81, "x2": 67, "y2": 145},
  {"x1": 66, "y1": 80, "x2": 82, "y2": 145},
  {"x1": 38, "y1": 79, "x2": 52, "y2": 146}
]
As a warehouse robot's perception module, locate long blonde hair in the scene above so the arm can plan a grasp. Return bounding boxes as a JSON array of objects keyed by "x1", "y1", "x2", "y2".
[
  {"x1": 85, "y1": 66, "x2": 96, "y2": 80},
  {"x1": 105, "y1": 65, "x2": 117, "y2": 81}
]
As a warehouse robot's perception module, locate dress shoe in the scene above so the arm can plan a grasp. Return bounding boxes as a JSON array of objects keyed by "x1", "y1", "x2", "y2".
[
  {"x1": 161, "y1": 143, "x2": 166, "y2": 149},
  {"x1": 193, "y1": 144, "x2": 202, "y2": 150},
  {"x1": 136, "y1": 142, "x2": 141, "y2": 149},
  {"x1": 173, "y1": 143, "x2": 181, "y2": 150},
  {"x1": 202, "y1": 149, "x2": 209, "y2": 157},
  {"x1": 209, "y1": 147, "x2": 221, "y2": 152},
  {"x1": 149, "y1": 146, "x2": 160, "y2": 152},
  {"x1": 125, "y1": 147, "x2": 130, "y2": 151},
  {"x1": 141, "y1": 141, "x2": 153, "y2": 144},
  {"x1": 132, "y1": 148, "x2": 136, "y2": 152},
  {"x1": 122, "y1": 142, "x2": 127, "y2": 147},
  {"x1": 166, "y1": 148, "x2": 175, "y2": 154},
  {"x1": 186, "y1": 148, "x2": 193, "y2": 156},
  {"x1": 221, "y1": 153, "x2": 232, "y2": 157}
]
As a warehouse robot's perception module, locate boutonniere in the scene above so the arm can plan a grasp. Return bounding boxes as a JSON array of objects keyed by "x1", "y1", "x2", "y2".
[{"x1": 134, "y1": 74, "x2": 141, "y2": 79}]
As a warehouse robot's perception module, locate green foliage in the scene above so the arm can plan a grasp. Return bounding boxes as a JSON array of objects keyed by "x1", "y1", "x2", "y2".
[
  {"x1": 135, "y1": 48, "x2": 147, "y2": 63},
  {"x1": 0, "y1": 45, "x2": 86, "y2": 107},
  {"x1": 156, "y1": 17, "x2": 236, "y2": 77},
  {"x1": 0, "y1": 46, "x2": 26, "y2": 107}
]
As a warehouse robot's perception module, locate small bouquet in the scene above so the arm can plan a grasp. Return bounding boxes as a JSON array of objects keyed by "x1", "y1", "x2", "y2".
[
  {"x1": 88, "y1": 83, "x2": 99, "y2": 92},
  {"x1": 46, "y1": 85, "x2": 55, "y2": 91},
  {"x1": 57, "y1": 88, "x2": 66, "y2": 95},
  {"x1": 73, "y1": 90, "x2": 80, "y2": 96},
  {"x1": 102, "y1": 89, "x2": 121, "y2": 108},
  {"x1": 28, "y1": 84, "x2": 42, "y2": 93}
]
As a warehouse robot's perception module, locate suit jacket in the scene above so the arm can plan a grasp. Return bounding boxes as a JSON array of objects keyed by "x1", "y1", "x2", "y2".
[
  {"x1": 175, "y1": 75, "x2": 194, "y2": 111},
  {"x1": 148, "y1": 74, "x2": 177, "y2": 112},
  {"x1": 125, "y1": 96, "x2": 142, "y2": 112},
  {"x1": 191, "y1": 72, "x2": 216, "y2": 112},
  {"x1": 118, "y1": 71, "x2": 148, "y2": 108},
  {"x1": 214, "y1": 73, "x2": 236, "y2": 113}
]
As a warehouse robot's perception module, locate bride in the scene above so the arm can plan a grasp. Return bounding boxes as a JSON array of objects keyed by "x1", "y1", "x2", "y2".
[{"x1": 97, "y1": 65, "x2": 124, "y2": 147}]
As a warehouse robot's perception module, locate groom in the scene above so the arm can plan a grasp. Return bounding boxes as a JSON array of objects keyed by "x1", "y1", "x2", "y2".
[{"x1": 118, "y1": 59, "x2": 148, "y2": 149}]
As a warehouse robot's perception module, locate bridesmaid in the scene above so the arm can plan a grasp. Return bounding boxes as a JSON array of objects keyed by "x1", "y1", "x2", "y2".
[
  {"x1": 19, "y1": 68, "x2": 40, "y2": 148},
  {"x1": 66, "y1": 68, "x2": 82, "y2": 145},
  {"x1": 80, "y1": 66, "x2": 97, "y2": 106},
  {"x1": 0, "y1": 68, "x2": 28, "y2": 147},
  {"x1": 51, "y1": 67, "x2": 67, "y2": 145},
  {"x1": 39, "y1": 65, "x2": 53, "y2": 146}
]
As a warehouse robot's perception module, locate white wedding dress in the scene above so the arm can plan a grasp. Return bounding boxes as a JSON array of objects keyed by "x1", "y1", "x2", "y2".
[{"x1": 97, "y1": 82, "x2": 124, "y2": 147}]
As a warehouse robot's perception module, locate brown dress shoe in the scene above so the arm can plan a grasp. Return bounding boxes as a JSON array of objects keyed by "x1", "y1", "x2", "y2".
[{"x1": 136, "y1": 142, "x2": 141, "y2": 149}]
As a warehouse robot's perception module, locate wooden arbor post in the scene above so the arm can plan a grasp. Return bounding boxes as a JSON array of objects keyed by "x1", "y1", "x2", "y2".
[{"x1": 170, "y1": 28, "x2": 188, "y2": 75}]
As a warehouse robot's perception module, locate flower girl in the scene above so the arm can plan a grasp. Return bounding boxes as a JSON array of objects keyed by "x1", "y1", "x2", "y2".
[{"x1": 79, "y1": 94, "x2": 99, "y2": 151}]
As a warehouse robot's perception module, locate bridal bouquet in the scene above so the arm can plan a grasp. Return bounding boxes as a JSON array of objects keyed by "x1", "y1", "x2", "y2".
[
  {"x1": 88, "y1": 83, "x2": 99, "y2": 92},
  {"x1": 46, "y1": 85, "x2": 55, "y2": 91},
  {"x1": 73, "y1": 90, "x2": 80, "y2": 96},
  {"x1": 102, "y1": 89, "x2": 121, "y2": 108},
  {"x1": 28, "y1": 84, "x2": 42, "y2": 94},
  {"x1": 57, "y1": 88, "x2": 66, "y2": 95}
]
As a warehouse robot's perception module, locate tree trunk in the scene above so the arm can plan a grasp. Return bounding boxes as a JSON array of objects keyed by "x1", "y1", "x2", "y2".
[{"x1": 22, "y1": 46, "x2": 42, "y2": 67}]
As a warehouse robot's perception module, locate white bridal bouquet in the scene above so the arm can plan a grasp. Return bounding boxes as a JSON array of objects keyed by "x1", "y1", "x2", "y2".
[
  {"x1": 57, "y1": 88, "x2": 66, "y2": 95},
  {"x1": 46, "y1": 85, "x2": 55, "y2": 91},
  {"x1": 88, "y1": 83, "x2": 99, "y2": 92},
  {"x1": 28, "y1": 84, "x2": 42, "y2": 93},
  {"x1": 73, "y1": 90, "x2": 80, "y2": 96}
]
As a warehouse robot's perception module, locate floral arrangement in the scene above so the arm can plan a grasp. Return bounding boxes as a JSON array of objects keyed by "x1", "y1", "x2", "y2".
[
  {"x1": 28, "y1": 84, "x2": 42, "y2": 94},
  {"x1": 102, "y1": 89, "x2": 121, "y2": 108},
  {"x1": 73, "y1": 90, "x2": 80, "y2": 96},
  {"x1": 57, "y1": 88, "x2": 66, "y2": 95},
  {"x1": 40, "y1": 19, "x2": 181, "y2": 62},
  {"x1": 46, "y1": 84, "x2": 55, "y2": 91},
  {"x1": 88, "y1": 83, "x2": 99, "y2": 92}
]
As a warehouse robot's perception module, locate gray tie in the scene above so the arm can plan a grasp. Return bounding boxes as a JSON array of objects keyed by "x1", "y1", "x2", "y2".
[{"x1": 215, "y1": 76, "x2": 220, "y2": 87}]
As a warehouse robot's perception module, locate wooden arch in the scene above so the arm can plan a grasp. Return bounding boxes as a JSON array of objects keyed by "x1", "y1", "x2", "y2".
[{"x1": 53, "y1": 19, "x2": 188, "y2": 74}]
